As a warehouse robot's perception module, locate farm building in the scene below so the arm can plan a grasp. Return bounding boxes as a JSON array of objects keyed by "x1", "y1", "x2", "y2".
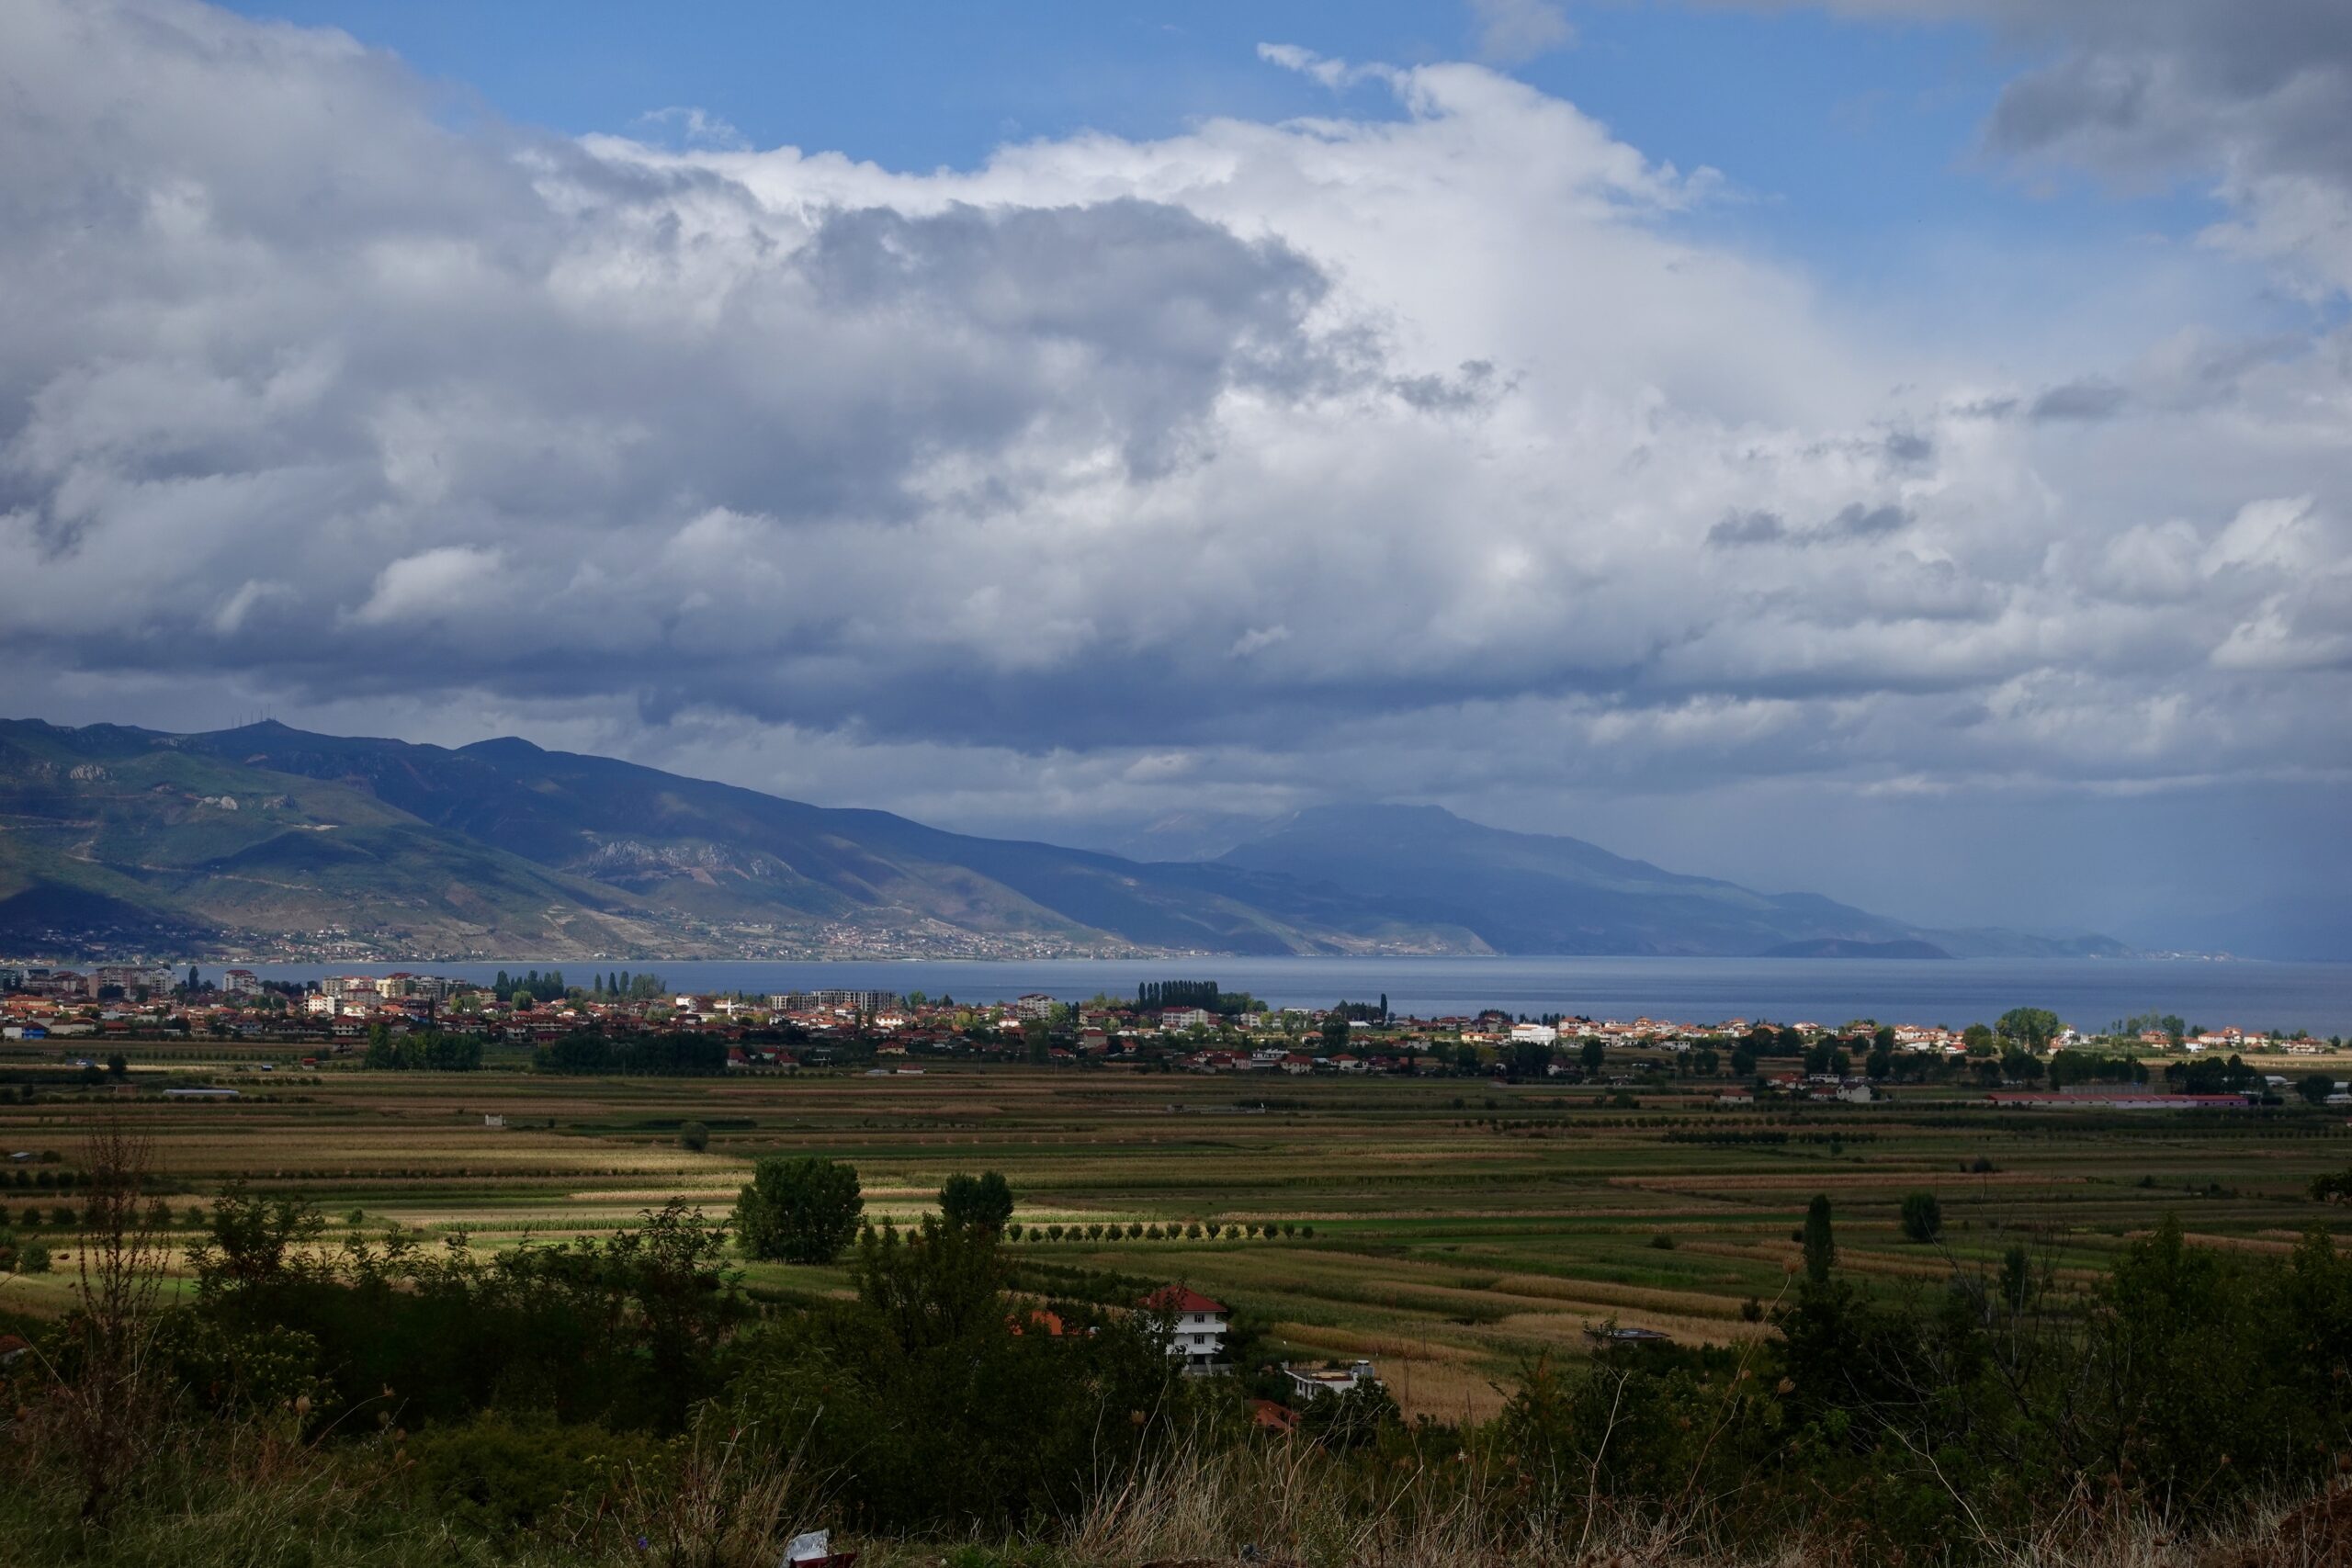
[{"x1": 1286, "y1": 1359, "x2": 1379, "y2": 1399}]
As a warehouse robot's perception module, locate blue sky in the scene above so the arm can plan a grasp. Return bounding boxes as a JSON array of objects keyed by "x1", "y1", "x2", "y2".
[
  {"x1": 223, "y1": 1, "x2": 2213, "y2": 281},
  {"x1": 6, "y1": 0, "x2": 2350, "y2": 953}
]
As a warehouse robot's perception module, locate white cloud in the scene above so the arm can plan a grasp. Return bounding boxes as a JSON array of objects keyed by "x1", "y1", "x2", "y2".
[
  {"x1": 0, "y1": 0, "x2": 2346, "y2": 912},
  {"x1": 351, "y1": 547, "x2": 507, "y2": 626}
]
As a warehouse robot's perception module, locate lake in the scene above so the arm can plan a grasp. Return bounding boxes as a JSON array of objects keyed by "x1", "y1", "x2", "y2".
[{"x1": 210, "y1": 955, "x2": 2352, "y2": 1035}]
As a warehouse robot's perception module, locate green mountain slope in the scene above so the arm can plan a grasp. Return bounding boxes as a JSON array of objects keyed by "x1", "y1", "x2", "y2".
[{"x1": 0, "y1": 723, "x2": 669, "y2": 956}]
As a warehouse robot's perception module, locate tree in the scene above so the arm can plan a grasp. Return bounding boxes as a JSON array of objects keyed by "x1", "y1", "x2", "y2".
[
  {"x1": 1579, "y1": 1037, "x2": 1606, "y2": 1076},
  {"x1": 65, "y1": 1114, "x2": 168, "y2": 1520},
  {"x1": 1803, "y1": 1193, "x2": 1836, "y2": 1283},
  {"x1": 2297, "y1": 1073, "x2": 2335, "y2": 1107},
  {"x1": 735, "y1": 1156, "x2": 863, "y2": 1264},
  {"x1": 2311, "y1": 1168, "x2": 2352, "y2": 1203},
  {"x1": 1900, "y1": 1191, "x2": 1943, "y2": 1245},
  {"x1": 851, "y1": 1213, "x2": 1009, "y2": 1354},
  {"x1": 1962, "y1": 1023, "x2": 1997, "y2": 1056},
  {"x1": 1318, "y1": 1012, "x2": 1350, "y2": 1053},
  {"x1": 1996, "y1": 1007, "x2": 2064, "y2": 1052},
  {"x1": 105, "y1": 1053, "x2": 127, "y2": 1079},
  {"x1": 938, "y1": 1170, "x2": 1014, "y2": 1234},
  {"x1": 677, "y1": 1120, "x2": 711, "y2": 1152}
]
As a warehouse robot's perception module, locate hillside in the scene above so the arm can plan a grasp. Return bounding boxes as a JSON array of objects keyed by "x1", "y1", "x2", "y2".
[
  {"x1": 1210, "y1": 805, "x2": 2127, "y2": 959},
  {"x1": 0, "y1": 718, "x2": 2123, "y2": 960}
]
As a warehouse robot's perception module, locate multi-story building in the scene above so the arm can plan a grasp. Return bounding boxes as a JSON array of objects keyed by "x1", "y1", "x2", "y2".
[
  {"x1": 772, "y1": 989, "x2": 900, "y2": 1016},
  {"x1": 89, "y1": 964, "x2": 173, "y2": 997},
  {"x1": 1139, "y1": 1285, "x2": 1227, "y2": 1367}
]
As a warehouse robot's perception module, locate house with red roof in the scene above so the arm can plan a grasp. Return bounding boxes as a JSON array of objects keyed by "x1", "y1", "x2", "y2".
[{"x1": 1139, "y1": 1283, "x2": 1227, "y2": 1367}]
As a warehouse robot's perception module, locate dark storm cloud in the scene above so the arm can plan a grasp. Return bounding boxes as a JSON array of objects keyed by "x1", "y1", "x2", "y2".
[
  {"x1": 2030, "y1": 378, "x2": 2130, "y2": 423},
  {"x1": 1708, "y1": 510, "x2": 1788, "y2": 547},
  {"x1": 1978, "y1": 0, "x2": 2352, "y2": 181},
  {"x1": 1758, "y1": 0, "x2": 2352, "y2": 294},
  {"x1": 1708, "y1": 504, "x2": 1909, "y2": 547}
]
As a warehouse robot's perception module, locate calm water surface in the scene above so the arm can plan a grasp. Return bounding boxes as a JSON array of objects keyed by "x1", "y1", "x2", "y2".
[{"x1": 212, "y1": 956, "x2": 2352, "y2": 1035}]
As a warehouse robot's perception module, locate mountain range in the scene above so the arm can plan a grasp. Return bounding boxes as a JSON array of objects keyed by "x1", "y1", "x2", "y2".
[{"x1": 0, "y1": 717, "x2": 2126, "y2": 962}]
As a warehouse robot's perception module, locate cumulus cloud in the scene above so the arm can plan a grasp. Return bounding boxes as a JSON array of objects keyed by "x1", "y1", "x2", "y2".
[{"x1": 0, "y1": 0, "x2": 2347, "y2": 931}]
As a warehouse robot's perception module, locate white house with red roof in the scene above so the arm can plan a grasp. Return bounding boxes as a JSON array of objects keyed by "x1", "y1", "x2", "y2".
[{"x1": 1140, "y1": 1284, "x2": 1227, "y2": 1366}]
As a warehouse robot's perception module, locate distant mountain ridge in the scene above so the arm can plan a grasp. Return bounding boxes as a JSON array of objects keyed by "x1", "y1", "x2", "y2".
[
  {"x1": 1208, "y1": 805, "x2": 2120, "y2": 961},
  {"x1": 0, "y1": 717, "x2": 2128, "y2": 961}
]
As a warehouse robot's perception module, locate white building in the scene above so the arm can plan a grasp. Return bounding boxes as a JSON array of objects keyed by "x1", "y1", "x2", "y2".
[
  {"x1": 1286, "y1": 1359, "x2": 1379, "y2": 1399},
  {"x1": 1510, "y1": 1023, "x2": 1559, "y2": 1046},
  {"x1": 1141, "y1": 1285, "x2": 1227, "y2": 1366}
]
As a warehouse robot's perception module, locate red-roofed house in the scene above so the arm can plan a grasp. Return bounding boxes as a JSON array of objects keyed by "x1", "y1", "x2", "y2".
[{"x1": 1140, "y1": 1284, "x2": 1228, "y2": 1366}]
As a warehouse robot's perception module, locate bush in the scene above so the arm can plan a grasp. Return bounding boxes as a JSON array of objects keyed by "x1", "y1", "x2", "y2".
[
  {"x1": 736, "y1": 1156, "x2": 863, "y2": 1264},
  {"x1": 407, "y1": 1414, "x2": 660, "y2": 1537},
  {"x1": 1900, "y1": 1191, "x2": 1944, "y2": 1244},
  {"x1": 677, "y1": 1120, "x2": 711, "y2": 1152}
]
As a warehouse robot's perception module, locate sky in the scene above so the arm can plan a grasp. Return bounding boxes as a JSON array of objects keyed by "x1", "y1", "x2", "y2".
[{"x1": 1, "y1": 1, "x2": 2347, "y2": 955}]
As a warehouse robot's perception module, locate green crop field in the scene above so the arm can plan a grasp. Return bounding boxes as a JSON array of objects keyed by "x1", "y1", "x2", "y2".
[{"x1": 11, "y1": 1057, "x2": 2352, "y2": 1423}]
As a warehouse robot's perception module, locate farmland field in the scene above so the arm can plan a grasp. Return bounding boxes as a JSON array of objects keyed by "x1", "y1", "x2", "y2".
[{"x1": 10, "y1": 1054, "x2": 2352, "y2": 1423}]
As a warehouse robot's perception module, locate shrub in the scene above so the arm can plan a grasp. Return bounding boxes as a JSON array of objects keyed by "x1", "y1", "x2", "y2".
[
  {"x1": 407, "y1": 1414, "x2": 661, "y2": 1537},
  {"x1": 677, "y1": 1121, "x2": 711, "y2": 1153}
]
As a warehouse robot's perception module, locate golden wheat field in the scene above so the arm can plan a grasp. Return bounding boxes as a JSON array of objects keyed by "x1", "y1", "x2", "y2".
[{"x1": 10, "y1": 1055, "x2": 2352, "y2": 1418}]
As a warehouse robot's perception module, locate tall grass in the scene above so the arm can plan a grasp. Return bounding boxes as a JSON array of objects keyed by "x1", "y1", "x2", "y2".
[{"x1": 0, "y1": 1400, "x2": 2345, "y2": 1567}]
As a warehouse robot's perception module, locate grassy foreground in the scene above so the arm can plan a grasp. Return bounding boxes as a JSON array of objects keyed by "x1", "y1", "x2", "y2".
[{"x1": 4, "y1": 1413, "x2": 2352, "y2": 1568}]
